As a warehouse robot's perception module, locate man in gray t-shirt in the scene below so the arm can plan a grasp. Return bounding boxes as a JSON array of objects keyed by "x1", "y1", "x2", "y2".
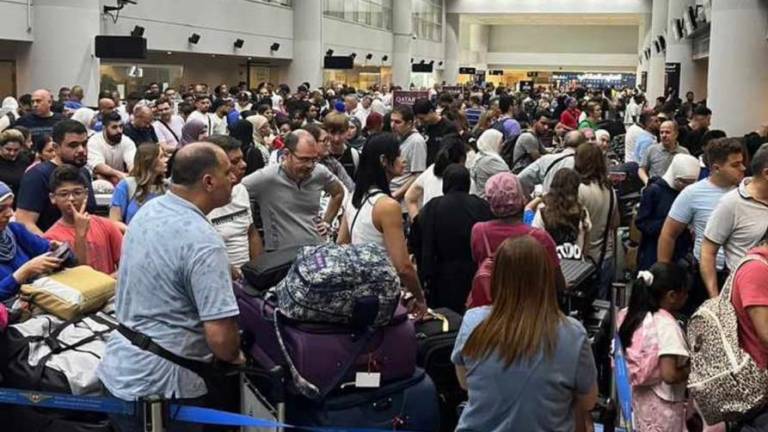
[
  {"x1": 639, "y1": 120, "x2": 689, "y2": 184},
  {"x1": 511, "y1": 113, "x2": 550, "y2": 173},
  {"x1": 98, "y1": 144, "x2": 244, "y2": 425},
  {"x1": 242, "y1": 130, "x2": 344, "y2": 251},
  {"x1": 390, "y1": 105, "x2": 427, "y2": 207}
]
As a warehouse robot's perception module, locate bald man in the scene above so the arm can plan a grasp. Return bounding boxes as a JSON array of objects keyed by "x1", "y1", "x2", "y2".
[
  {"x1": 15, "y1": 89, "x2": 65, "y2": 141},
  {"x1": 638, "y1": 120, "x2": 690, "y2": 184},
  {"x1": 123, "y1": 105, "x2": 158, "y2": 144},
  {"x1": 98, "y1": 142, "x2": 242, "y2": 431},
  {"x1": 92, "y1": 97, "x2": 117, "y2": 132}
]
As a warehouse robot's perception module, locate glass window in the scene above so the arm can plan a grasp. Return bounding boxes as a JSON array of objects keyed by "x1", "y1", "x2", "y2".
[
  {"x1": 411, "y1": 0, "x2": 442, "y2": 41},
  {"x1": 324, "y1": 0, "x2": 393, "y2": 31},
  {"x1": 253, "y1": 0, "x2": 292, "y2": 6}
]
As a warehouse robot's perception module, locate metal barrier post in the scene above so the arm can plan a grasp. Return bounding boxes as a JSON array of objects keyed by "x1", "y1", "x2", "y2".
[{"x1": 143, "y1": 395, "x2": 165, "y2": 432}]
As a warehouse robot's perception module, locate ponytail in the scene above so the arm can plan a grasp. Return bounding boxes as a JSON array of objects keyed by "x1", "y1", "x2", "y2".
[{"x1": 618, "y1": 263, "x2": 688, "y2": 349}]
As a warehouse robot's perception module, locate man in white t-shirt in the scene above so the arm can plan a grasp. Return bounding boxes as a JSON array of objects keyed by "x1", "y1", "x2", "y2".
[
  {"x1": 206, "y1": 135, "x2": 263, "y2": 276},
  {"x1": 152, "y1": 97, "x2": 184, "y2": 152},
  {"x1": 209, "y1": 98, "x2": 231, "y2": 136},
  {"x1": 187, "y1": 95, "x2": 213, "y2": 132},
  {"x1": 87, "y1": 111, "x2": 136, "y2": 185},
  {"x1": 345, "y1": 94, "x2": 368, "y2": 130}
]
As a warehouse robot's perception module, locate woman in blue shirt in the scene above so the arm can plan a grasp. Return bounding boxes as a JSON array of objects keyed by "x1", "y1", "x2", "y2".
[
  {"x1": 109, "y1": 143, "x2": 168, "y2": 230},
  {"x1": 0, "y1": 181, "x2": 63, "y2": 301},
  {"x1": 452, "y1": 235, "x2": 598, "y2": 431}
]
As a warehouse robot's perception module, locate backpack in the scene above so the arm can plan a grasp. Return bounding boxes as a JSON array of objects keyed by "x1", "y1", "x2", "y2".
[
  {"x1": 273, "y1": 243, "x2": 401, "y2": 327},
  {"x1": 616, "y1": 308, "x2": 666, "y2": 387},
  {"x1": 611, "y1": 134, "x2": 627, "y2": 162},
  {"x1": 687, "y1": 255, "x2": 768, "y2": 425},
  {"x1": 466, "y1": 230, "x2": 495, "y2": 309}
]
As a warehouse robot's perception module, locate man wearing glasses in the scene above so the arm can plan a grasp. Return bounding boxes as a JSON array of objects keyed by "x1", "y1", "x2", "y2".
[
  {"x1": 242, "y1": 129, "x2": 344, "y2": 251},
  {"x1": 16, "y1": 120, "x2": 97, "y2": 235}
]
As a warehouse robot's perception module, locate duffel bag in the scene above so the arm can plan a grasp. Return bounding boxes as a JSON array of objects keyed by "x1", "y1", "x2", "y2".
[
  {"x1": 274, "y1": 243, "x2": 400, "y2": 327},
  {"x1": 21, "y1": 266, "x2": 116, "y2": 320},
  {"x1": 286, "y1": 368, "x2": 440, "y2": 432},
  {"x1": 0, "y1": 311, "x2": 117, "y2": 395},
  {"x1": 242, "y1": 245, "x2": 304, "y2": 292},
  {"x1": 236, "y1": 288, "x2": 416, "y2": 400}
]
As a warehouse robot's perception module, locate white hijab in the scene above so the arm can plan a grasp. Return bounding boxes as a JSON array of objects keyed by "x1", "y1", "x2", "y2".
[
  {"x1": 662, "y1": 154, "x2": 700, "y2": 190},
  {"x1": 477, "y1": 129, "x2": 504, "y2": 155}
]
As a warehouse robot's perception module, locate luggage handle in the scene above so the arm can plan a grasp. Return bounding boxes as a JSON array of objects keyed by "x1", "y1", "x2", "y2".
[{"x1": 423, "y1": 309, "x2": 450, "y2": 333}]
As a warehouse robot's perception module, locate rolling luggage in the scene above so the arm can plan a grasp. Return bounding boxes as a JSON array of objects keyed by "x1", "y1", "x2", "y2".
[
  {"x1": 414, "y1": 308, "x2": 464, "y2": 431},
  {"x1": 241, "y1": 245, "x2": 304, "y2": 292},
  {"x1": 286, "y1": 368, "x2": 440, "y2": 432},
  {"x1": 236, "y1": 288, "x2": 417, "y2": 400}
]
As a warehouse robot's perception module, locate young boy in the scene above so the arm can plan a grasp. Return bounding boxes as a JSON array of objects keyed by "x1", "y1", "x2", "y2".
[{"x1": 44, "y1": 164, "x2": 122, "y2": 276}]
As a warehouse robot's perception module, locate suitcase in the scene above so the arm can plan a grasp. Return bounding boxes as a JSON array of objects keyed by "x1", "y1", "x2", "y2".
[
  {"x1": 242, "y1": 245, "x2": 304, "y2": 292},
  {"x1": 414, "y1": 308, "x2": 464, "y2": 432},
  {"x1": 286, "y1": 368, "x2": 440, "y2": 432},
  {"x1": 236, "y1": 287, "x2": 417, "y2": 399}
]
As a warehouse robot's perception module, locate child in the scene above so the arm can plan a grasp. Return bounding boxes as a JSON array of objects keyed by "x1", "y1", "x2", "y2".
[
  {"x1": 44, "y1": 164, "x2": 122, "y2": 276},
  {"x1": 617, "y1": 262, "x2": 690, "y2": 431}
]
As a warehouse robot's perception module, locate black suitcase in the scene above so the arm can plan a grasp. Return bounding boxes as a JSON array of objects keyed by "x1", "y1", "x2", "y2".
[
  {"x1": 241, "y1": 245, "x2": 304, "y2": 292},
  {"x1": 414, "y1": 308, "x2": 463, "y2": 432}
]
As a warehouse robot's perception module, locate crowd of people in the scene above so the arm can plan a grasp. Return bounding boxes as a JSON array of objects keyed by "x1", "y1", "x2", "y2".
[{"x1": 1, "y1": 77, "x2": 768, "y2": 431}]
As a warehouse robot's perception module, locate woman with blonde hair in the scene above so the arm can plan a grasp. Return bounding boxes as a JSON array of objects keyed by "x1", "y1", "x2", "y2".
[
  {"x1": 109, "y1": 143, "x2": 168, "y2": 230},
  {"x1": 452, "y1": 235, "x2": 598, "y2": 431}
]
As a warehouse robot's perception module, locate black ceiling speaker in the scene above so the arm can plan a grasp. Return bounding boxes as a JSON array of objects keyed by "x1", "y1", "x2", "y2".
[
  {"x1": 326, "y1": 49, "x2": 334, "y2": 56},
  {"x1": 365, "y1": 53, "x2": 373, "y2": 60},
  {"x1": 270, "y1": 42, "x2": 280, "y2": 52},
  {"x1": 188, "y1": 33, "x2": 200, "y2": 44},
  {"x1": 382, "y1": 55, "x2": 388, "y2": 61},
  {"x1": 130, "y1": 25, "x2": 144, "y2": 38},
  {"x1": 350, "y1": 52, "x2": 357, "y2": 58},
  {"x1": 234, "y1": 39, "x2": 244, "y2": 49}
]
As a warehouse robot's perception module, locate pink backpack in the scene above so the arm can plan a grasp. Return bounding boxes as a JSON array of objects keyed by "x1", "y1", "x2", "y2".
[{"x1": 616, "y1": 308, "x2": 672, "y2": 387}]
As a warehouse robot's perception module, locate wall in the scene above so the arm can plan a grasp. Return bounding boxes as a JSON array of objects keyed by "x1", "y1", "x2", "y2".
[
  {"x1": 488, "y1": 25, "x2": 638, "y2": 54},
  {"x1": 323, "y1": 17, "x2": 393, "y2": 67},
  {"x1": 0, "y1": 0, "x2": 32, "y2": 42},
  {"x1": 99, "y1": 0, "x2": 294, "y2": 60},
  {"x1": 447, "y1": 0, "x2": 650, "y2": 14}
]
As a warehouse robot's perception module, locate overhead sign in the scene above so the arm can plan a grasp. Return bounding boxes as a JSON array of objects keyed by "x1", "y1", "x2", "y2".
[
  {"x1": 459, "y1": 67, "x2": 476, "y2": 75},
  {"x1": 489, "y1": 70, "x2": 504, "y2": 76},
  {"x1": 393, "y1": 90, "x2": 429, "y2": 106},
  {"x1": 526, "y1": 71, "x2": 539, "y2": 78},
  {"x1": 442, "y1": 86, "x2": 463, "y2": 96}
]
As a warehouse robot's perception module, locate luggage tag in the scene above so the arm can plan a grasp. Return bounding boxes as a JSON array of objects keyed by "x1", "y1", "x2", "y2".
[{"x1": 356, "y1": 355, "x2": 381, "y2": 388}]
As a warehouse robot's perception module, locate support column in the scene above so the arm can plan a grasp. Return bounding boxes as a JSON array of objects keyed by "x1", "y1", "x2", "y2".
[
  {"x1": 708, "y1": 0, "x2": 768, "y2": 135},
  {"x1": 392, "y1": 0, "x2": 413, "y2": 88},
  {"x1": 666, "y1": 0, "x2": 695, "y2": 98},
  {"x1": 443, "y1": 13, "x2": 460, "y2": 85},
  {"x1": 17, "y1": 0, "x2": 100, "y2": 105},
  {"x1": 646, "y1": 0, "x2": 668, "y2": 101},
  {"x1": 636, "y1": 15, "x2": 649, "y2": 88},
  {"x1": 467, "y1": 24, "x2": 489, "y2": 71},
  {"x1": 287, "y1": 0, "x2": 323, "y2": 89}
]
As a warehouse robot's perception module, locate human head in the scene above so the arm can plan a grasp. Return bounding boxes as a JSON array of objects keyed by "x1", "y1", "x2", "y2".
[
  {"x1": 344, "y1": 94, "x2": 358, "y2": 113},
  {"x1": 706, "y1": 137, "x2": 745, "y2": 186},
  {"x1": 171, "y1": 142, "x2": 233, "y2": 211},
  {"x1": 365, "y1": 112, "x2": 384, "y2": 134},
  {"x1": 434, "y1": 136, "x2": 467, "y2": 178},
  {"x1": 686, "y1": 91, "x2": 694, "y2": 103},
  {"x1": 485, "y1": 172, "x2": 528, "y2": 218},
  {"x1": 98, "y1": 97, "x2": 116, "y2": 117},
  {"x1": 351, "y1": 133, "x2": 403, "y2": 208},
  {"x1": 618, "y1": 262, "x2": 689, "y2": 349},
  {"x1": 462, "y1": 235, "x2": 561, "y2": 366},
  {"x1": 130, "y1": 142, "x2": 168, "y2": 190},
  {"x1": 34, "y1": 135, "x2": 56, "y2": 162},
  {"x1": 585, "y1": 101, "x2": 602, "y2": 120},
  {"x1": 70, "y1": 85, "x2": 84, "y2": 102},
  {"x1": 283, "y1": 130, "x2": 319, "y2": 182},
  {"x1": 49, "y1": 164, "x2": 89, "y2": 219},
  {"x1": 442, "y1": 164, "x2": 471, "y2": 194},
  {"x1": 594, "y1": 129, "x2": 611, "y2": 152},
  {"x1": 575, "y1": 142, "x2": 609, "y2": 188},
  {"x1": 751, "y1": 143, "x2": 768, "y2": 180},
  {"x1": 103, "y1": 111, "x2": 124, "y2": 145},
  {"x1": 498, "y1": 95, "x2": 516, "y2": 115},
  {"x1": 0, "y1": 129, "x2": 24, "y2": 162},
  {"x1": 659, "y1": 120, "x2": 679, "y2": 148},
  {"x1": 132, "y1": 105, "x2": 154, "y2": 129},
  {"x1": 347, "y1": 117, "x2": 362, "y2": 142},
  {"x1": 247, "y1": 114, "x2": 271, "y2": 143},
  {"x1": 58, "y1": 87, "x2": 71, "y2": 102},
  {"x1": 324, "y1": 112, "x2": 349, "y2": 151},
  {"x1": 256, "y1": 104, "x2": 274, "y2": 122},
  {"x1": 0, "y1": 181, "x2": 14, "y2": 231},
  {"x1": 195, "y1": 95, "x2": 211, "y2": 114},
  {"x1": 639, "y1": 110, "x2": 661, "y2": 134},
  {"x1": 692, "y1": 105, "x2": 712, "y2": 130},
  {"x1": 31, "y1": 89, "x2": 53, "y2": 117},
  {"x1": 563, "y1": 130, "x2": 586, "y2": 149},
  {"x1": 155, "y1": 97, "x2": 173, "y2": 122},
  {"x1": 52, "y1": 120, "x2": 88, "y2": 167},
  {"x1": 477, "y1": 128, "x2": 504, "y2": 155},
  {"x1": 180, "y1": 120, "x2": 208, "y2": 146},
  {"x1": 532, "y1": 112, "x2": 551, "y2": 136},
  {"x1": 390, "y1": 105, "x2": 415, "y2": 138},
  {"x1": 412, "y1": 98, "x2": 437, "y2": 125},
  {"x1": 361, "y1": 96, "x2": 372, "y2": 110},
  {"x1": 204, "y1": 135, "x2": 247, "y2": 184},
  {"x1": 662, "y1": 154, "x2": 700, "y2": 191},
  {"x1": 211, "y1": 98, "x2": 232, "y2": 117}
]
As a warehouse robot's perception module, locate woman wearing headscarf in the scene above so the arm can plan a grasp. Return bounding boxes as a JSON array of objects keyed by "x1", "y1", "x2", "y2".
[
  {"x1": 635, "y1": 153, "x2": 700, "y2": 271},
  {"x1": 417, "y1": 164, "x2": 493, "y2": 313},
  {"x1": 0, "y1": 181, "x2": 63, "y2": 304},
  {"x1": 468, "y1": 172, "x2": 565, "y2": 308},
  {"x1": 347, "y1": 116, "x2": 366, "y2": 150},
  {"x1": 70, "y1": 107, "x2": 96, "y2": 135},
  {"x1": 179, "y1": 119, "x2": 208, "y2": 147},
  {"x1": 0, "y1": 97, "x2": 19, "y2": 133},
  {"x1": 470, "y1": 129, "x2": 509, "y2": 199},
  {"x1": 246, "y1": 114, "x2": 273, "y2": 166}
]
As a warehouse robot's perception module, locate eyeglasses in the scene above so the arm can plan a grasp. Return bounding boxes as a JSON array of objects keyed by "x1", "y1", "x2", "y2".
[
  {"x1": 53, "y1": 189, "x2": 87, "y2": 199},
  {"x1": 289, "y1": 151, "x2": 319, "y2": 165}
]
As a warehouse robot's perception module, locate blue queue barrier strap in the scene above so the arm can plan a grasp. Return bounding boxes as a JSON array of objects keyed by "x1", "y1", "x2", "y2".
[{"x1": 0, "y1": 387, "x2": 135, "y2": 416}]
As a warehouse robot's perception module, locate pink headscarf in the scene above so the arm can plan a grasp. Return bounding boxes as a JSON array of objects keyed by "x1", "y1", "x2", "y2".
[{"x1": 484, "y1": 172, "x2": 528, "y2": 218}]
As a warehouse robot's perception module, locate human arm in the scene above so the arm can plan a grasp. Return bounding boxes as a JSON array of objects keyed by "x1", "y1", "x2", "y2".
[
  {"x1": 638, "y1": 167, "x2": 649, "y2": 185},
  {"x1": 322, "y1": 179, "x2": 344, "y2": 225},
  {"x1": 392, "y1": 174, "x2": 419, "y2": 203},
  {"x1": 404, "y1": 177, "x2": 424, "y2": 221},
  {"x1": 748, "y1": 307, "x2": 768, "y2": 349},
  {"x1": 634, "y1": 185, "x2": 664, "y2": 237},
  {"x1": 700, "y1": 238, "x2": 721, "y2": 298},
  {"x1": 657, "y1": 218, "x2": 687, "y2": 263},
  {"x1": 14, "y1": 209, "x2": 44, "y2": 236},
  {"x1": 203, "y1": 317, "x2": 244, "y2": 364},
  {"x1": 336, "y1": 213, "x2": 351, "y2": 245},
  {"x1": 109, "y1": 180, "x2": 130, "y2": 232},
  {"x1": 108, "y1": 207, "x2": 128, "y2": 234},
  {"x1": 248, "y1": 225, "x2": 263, "y2": 260},
  {"x1": 71, "y1": 202, "x2": 91, "y2": 267},
  {"x1": 701, "y1": 200, "x2": 734, "y2": 297},
  {"x1": 455, "y1": 365, "x2": 468, "y2": 390},
  {"x1": 659, "y1": 355, "x2": 690, "y2": 384}
]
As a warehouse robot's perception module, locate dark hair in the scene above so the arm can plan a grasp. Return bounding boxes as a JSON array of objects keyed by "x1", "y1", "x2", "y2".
[
  {"x1": 693, "y1": 105, "x2": 712, "y2": 117},
  {"x1": 751, "y1": 143, "x2": 768, "y2": 176},
  {"x1": 392, "y1": 104, "x2": 415, "y2": 123},
  {"x1": 499, "y1": 95, "x2": 515, "y2": 114},
  {"x1": 103, "y1": 111, "x2": 122, "y2": 126},
  {"x1": 433, "y1": 135, "x2": 467, "y2": 178},
  {"x1": 575, "y1": 142, "x2": 610, "y2": 188},
  {"x1": 302, "y1": 123, "x2": 324, "y2": 143},
  {"x1": 13, "y1": 125, "x2": 30, "y2": 141},
  {"x1": 178, "y1": 102, "x2": 195, "y2": 117},
  {"x1": 49, "y1": 164, "x2": 87, "y2": 191},
  {"x1": 256, "y1": 104, "x2": 272, "y2": 115},
  {"x1": 194, "y1": 94, "x2": 211, "y2": 103},
  {"x1": 703, "y1": 134, "x2": 738, "y2": 167},
  {"x1": 211, "y1": 98, "x2": 229, "y2": 112},
  {"x1": 34, "y1": 134, "x2": 52, "y2": 154},
  {"x1": 541, "y1": 168, "x2": 585, "y2": 245},
  {"x1": 52, "y1": 119, "x2": 87, "y2": 144},
  {"x1": 639, "y1": 110, "x2": 656, "y2": 127},
  {"x1": 618, "y1": 262, "x2": 688, "y2": 349},
  {"x1": 171, "y1": 144, "x2": 222, "y2": 186},
  {"x1": 352, "y1": 133, "x2": 400, "y2": 208},
  {"x1": 204, "y1": 134, "x2": 242, "y2": 153},
  {"x1": 154, "y1": 97, "x2": 172, "y2": 107},
  {"x1": 412, "y1": 98, "x2": 434, "y2": 116}
]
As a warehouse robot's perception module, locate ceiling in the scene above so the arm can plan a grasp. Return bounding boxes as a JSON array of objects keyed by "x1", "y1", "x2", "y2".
[{"x1": 462, "y1": 13, "x2": 644, "y2": 27}]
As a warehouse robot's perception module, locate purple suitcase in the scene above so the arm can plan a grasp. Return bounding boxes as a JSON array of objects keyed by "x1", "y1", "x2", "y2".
[{"x1": 236, "y1": 286, "x2": 417, "y2": 398}]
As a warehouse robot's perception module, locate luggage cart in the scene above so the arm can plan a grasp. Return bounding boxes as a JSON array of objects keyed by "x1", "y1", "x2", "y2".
[{"x1": 240, "y1": 367, "x2": 286, "y2": 432}]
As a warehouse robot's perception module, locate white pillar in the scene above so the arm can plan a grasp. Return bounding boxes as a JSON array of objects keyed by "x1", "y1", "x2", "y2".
[
  {"x1": 636, "y1": 15, "x2": 649, "y2": 88},
  {"x1": 468, "y1": 24, "x2": 489, "y2": 71},
  {"x1": 392, "y1": 0, "x2": 413, "y2": 88},
  {"x1": 666, "y1": 0, "x2": 695, "y2": 98},
  {"x1": 287, "y1": 0, "x2": 323, "y2": 89},
  {"x1": 444, "y1": 13, "x2": 460, "y2": 85},
  {"x1": 708, "y1": 0, "x2": 768, "y2": 135},
  {"x1": 17, "y1": 0, "x2": 100, "y2": 105},
  {"x1": 646, "y1": 0, "x2": 668, "y2": 100}
]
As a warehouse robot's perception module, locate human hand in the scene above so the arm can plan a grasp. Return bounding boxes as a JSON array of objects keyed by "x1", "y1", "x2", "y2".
[
  {"x1": 72, "y1": 201, "x2": 91, "y2": 238},
  {"x1": 315, "y1": 220, "x2": 330, "y2": 238},
  {"x1": 16, "y1": 254, "x2": 63, "y2": 282}
]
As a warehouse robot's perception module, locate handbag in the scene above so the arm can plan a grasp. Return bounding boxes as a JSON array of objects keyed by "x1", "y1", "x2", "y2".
[{"x1": 21, "y1": 266, "x2": 116, "y2": 320}]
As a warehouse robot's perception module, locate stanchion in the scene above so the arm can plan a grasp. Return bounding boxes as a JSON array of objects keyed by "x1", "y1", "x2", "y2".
[{"x1": 144, "y1": 395, "x2": 165, "y2": 432}]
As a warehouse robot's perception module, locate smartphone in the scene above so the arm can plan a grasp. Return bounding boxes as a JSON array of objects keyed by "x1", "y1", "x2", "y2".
[{"x1": 50, "y1": 243, "x2": 70, "y2": 260}]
